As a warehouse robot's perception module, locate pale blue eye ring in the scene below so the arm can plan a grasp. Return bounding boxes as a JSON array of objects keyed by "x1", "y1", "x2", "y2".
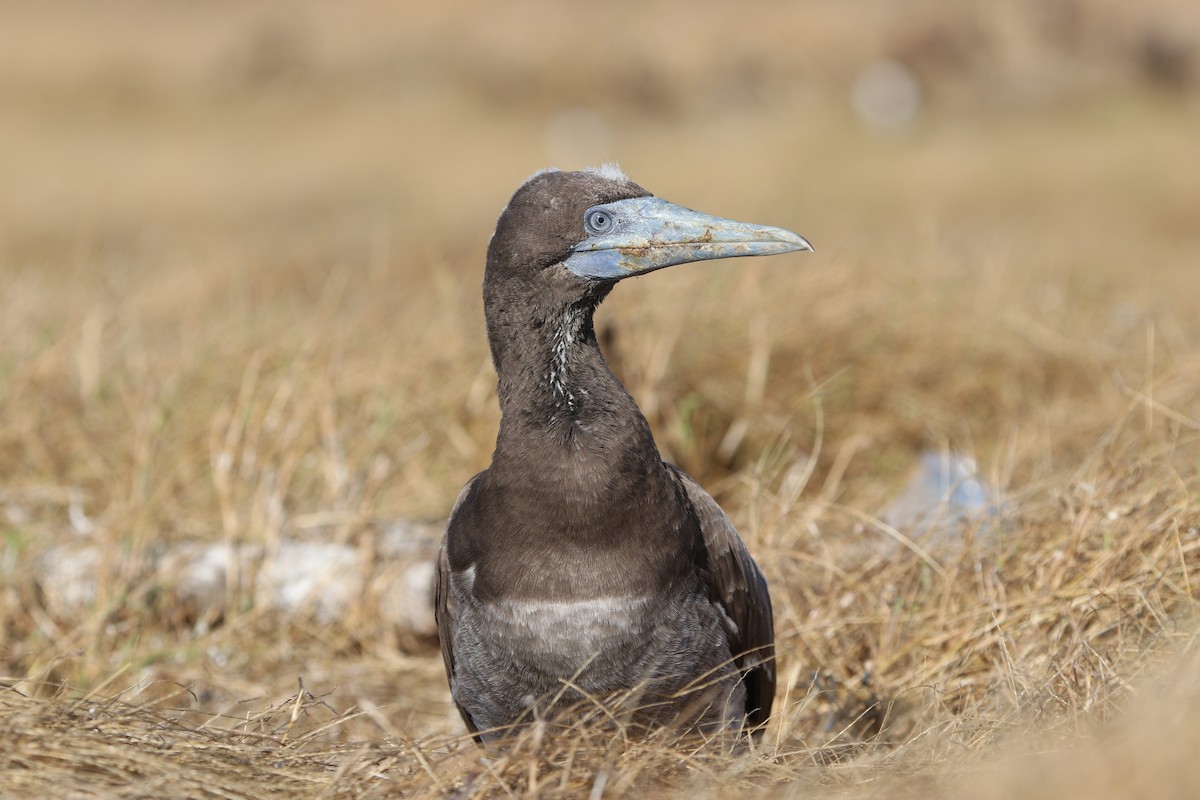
[{"x1": 584, "y1": 208, "x2": 614, "y2": 235}]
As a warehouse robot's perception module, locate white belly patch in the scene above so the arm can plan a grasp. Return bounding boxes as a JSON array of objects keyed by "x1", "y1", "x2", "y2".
[
  {"x1": 453, "y1": 566, "x2": 659, "y2": 668},
  {"x1": 481, "y1": 593, "x2": 656, "y2": 671}
]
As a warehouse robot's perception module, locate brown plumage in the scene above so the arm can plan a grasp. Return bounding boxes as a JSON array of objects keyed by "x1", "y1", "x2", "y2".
[{"x1": 435, "y1": 166, "x2": 810, "y2": 743}]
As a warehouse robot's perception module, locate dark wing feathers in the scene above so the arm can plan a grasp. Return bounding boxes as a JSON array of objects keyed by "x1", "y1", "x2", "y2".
[
  {"x1": 670, "y1": 465, "x2": 776, "y2": 729},
  {"x1": 435, "y1": 472, "x2": 485, "y2": 738}
]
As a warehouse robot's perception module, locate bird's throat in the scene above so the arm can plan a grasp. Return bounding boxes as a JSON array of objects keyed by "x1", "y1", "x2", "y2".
[{"x1": 491, "y1": 296, "x2": 654, "y2": 463}]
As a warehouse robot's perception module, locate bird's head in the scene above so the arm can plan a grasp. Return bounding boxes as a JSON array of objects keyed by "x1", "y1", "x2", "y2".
[{"x1": 484, "y1": 165, "x2": 811, "y2": 305}]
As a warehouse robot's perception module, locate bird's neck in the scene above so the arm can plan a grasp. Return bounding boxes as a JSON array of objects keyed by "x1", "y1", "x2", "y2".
[{"x1": 487, "y1": 295, "x2": 658, "y2": 465}]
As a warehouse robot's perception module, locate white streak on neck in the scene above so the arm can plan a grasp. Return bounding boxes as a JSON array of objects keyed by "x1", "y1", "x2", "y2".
[{"x1": 547, "y1": 308, "x2": 579, "y2": 413}]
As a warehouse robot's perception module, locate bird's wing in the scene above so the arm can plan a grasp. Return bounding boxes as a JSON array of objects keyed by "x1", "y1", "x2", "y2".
[
  {"x1": 669, "y1": 466, "x2": 776, "y2": 729},
  {"x1": 435, "y1": 472, "x2": 485, "y2": 738}
]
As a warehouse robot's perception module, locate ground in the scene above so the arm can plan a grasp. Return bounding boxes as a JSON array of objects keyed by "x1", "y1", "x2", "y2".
[{"x1": 1, "y1": 1, "x2": 1199, "y2": 797}]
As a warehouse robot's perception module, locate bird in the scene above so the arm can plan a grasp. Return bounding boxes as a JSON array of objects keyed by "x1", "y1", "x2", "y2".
[{"x1": 435, "y1": 165, "x2": 812, "y2": 744}]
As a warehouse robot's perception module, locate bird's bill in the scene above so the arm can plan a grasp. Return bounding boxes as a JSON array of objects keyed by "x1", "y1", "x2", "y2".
[{"x1": 563, "y1": 196, "x2": 812, "y2": 282}]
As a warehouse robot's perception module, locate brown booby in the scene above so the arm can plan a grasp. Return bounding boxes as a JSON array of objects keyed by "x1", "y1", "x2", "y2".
[{"x1": 436, "y1": 166, "x2": 811, "y2": 743}]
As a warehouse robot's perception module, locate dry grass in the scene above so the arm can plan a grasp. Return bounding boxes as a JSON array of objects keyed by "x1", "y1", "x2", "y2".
[{"x1": 2, "y1": 1, "x2": 1200, "y2": 797}]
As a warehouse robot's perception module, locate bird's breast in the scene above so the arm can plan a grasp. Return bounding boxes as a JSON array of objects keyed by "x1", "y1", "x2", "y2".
[{"x1": 453, "y1": 474, "x2": 699, "y2": 601}]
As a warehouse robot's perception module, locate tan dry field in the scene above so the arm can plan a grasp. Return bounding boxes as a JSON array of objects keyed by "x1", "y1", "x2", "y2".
[{"x1": 2, "y1": 1, "x2": 1199, "y2": 797}]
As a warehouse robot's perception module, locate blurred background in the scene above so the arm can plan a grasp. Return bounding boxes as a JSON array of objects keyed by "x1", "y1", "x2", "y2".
[
  {"x1": 1, "y1": 0, "x2": 1199, "y2": 790},
  {"x1": 5, "y1": 0, "x2": 1197, "y2": 487},
  {"x1": 5, "y1": 0, "x2": 1197, "y2": 267}
]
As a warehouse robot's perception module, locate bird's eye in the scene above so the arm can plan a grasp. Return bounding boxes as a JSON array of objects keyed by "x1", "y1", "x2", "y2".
[{"x1": 585, "y1": 209, "x2": 614, "y2": 235}]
